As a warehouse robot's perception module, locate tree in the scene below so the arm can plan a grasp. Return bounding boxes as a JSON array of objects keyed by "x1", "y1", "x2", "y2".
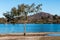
[
  {"x1": 3, "y1": 12, "x2": 14, "y2": 23},
  {"x1": 53, "y1": 14, "x2": 58, "y2": 20},
  {"x1": 3, "y1": 3, "x2": 42, "y2": 36},
  {"x1": 11, "y1": 7, "x2": 17, "y2": 16},
  {"x1": 53, "y1": 14, "x2": 58, "y2": 23}
]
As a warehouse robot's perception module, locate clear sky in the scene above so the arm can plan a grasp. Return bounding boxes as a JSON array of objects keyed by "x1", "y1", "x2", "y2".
[{"x1": 0, "y1": 0, "x2": 60, "y2": 17}]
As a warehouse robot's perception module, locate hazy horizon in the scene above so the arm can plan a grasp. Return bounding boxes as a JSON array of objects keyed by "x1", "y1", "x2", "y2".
[{"x1": 0, "y1": 0, "x2": 60, "y2": 18}]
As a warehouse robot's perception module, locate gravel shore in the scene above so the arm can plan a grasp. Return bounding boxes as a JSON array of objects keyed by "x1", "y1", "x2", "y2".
[{"x1": 0, "y1": 32, "x2": 60, "y2": 40}]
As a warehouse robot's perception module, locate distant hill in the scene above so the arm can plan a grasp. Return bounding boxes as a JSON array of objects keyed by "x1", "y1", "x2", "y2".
[
  {"x1": 28, "y1": 12, "x2": 53, "y2": 20},
  {"x1": 0, "y1": 12, "x2": 60, "y2": 24}
]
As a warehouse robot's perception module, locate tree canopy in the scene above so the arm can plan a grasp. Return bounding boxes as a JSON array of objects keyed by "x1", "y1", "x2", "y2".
[{"x1": 3, "y1": 3, "x2": 42, "y2": 23}]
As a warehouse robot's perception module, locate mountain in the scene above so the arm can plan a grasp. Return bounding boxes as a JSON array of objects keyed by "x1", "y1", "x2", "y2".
[
  {"x1": 28, "y1": 12, "x2": 53, "y2": 20},
  {"x1": 0, "y1": 12, "x2": 59, "y2": 24}
]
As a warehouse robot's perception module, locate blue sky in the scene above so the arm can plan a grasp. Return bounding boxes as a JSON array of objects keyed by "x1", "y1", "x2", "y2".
[{"x1": 0, "y1": 0, "x2": 60, "y2": 17}]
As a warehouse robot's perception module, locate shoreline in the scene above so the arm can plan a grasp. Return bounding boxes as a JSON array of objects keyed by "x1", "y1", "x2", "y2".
[
  {"x1": 0, "y1": 32, "x2": 60, "y2": 40},
  {"x1": 0, "y1": 32, "x2": 60, "y2": 36}
]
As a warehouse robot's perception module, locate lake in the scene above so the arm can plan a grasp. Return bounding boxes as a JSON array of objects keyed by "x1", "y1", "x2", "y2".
[{"x1": 0, "y1": 24, "x2": 60, "y2": 34}]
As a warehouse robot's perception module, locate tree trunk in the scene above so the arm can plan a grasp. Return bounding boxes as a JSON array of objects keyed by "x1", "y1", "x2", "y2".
[{"x1": 24, "y1": 23, "x2": 26, "y2": 36}]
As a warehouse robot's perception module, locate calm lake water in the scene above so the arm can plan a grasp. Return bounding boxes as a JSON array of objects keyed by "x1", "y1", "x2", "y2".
[{"x1": 0, "y1": 24, "x2": 60, "y2": 34}]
